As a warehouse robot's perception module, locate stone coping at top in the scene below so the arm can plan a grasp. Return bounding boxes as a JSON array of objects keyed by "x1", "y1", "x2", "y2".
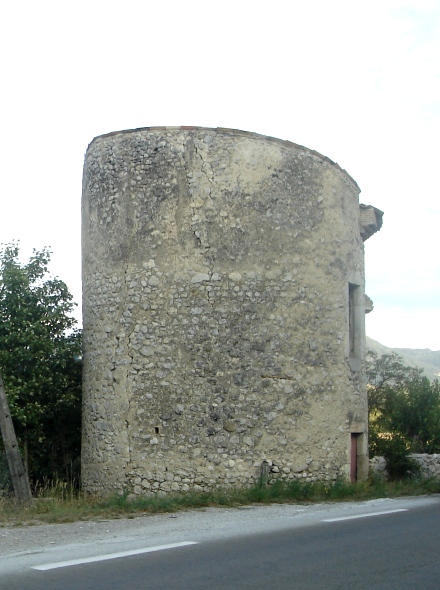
[{"x1": 87, "y1": 126, "x2": 360, "y2": 192}]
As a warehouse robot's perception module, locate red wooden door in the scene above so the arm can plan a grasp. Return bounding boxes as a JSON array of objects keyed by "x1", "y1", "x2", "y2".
[{"x1": 350, "y1": 434, "x2": 358, "y2": 482}]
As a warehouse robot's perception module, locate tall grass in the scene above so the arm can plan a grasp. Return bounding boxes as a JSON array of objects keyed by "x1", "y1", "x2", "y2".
[{"x1": 1, "y1": 476, "x2": 439, "y2": 526}]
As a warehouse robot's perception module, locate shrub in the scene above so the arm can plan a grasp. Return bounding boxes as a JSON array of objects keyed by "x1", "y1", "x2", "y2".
[{"x1": 378, "y1": 435, "x2": 420, "y2": 480}]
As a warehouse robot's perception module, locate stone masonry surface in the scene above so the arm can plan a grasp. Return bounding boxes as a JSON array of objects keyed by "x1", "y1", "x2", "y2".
[
  {"x1": 81, "y1": 127, "x2": 381, "y2": 495},
  {"x1": 370, "y1": 454, "x2": 440, "y2": 479}
]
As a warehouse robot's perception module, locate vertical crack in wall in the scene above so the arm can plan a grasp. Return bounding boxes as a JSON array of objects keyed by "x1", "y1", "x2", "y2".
[
  {"x1": 122, "y1": 262, "x2": 133, "y2": 475},
  {"x1": 193, "y1": 135, "x2": 215, "y2": 275},
  {"x1": 193, "y1": 137, "x2": 217, "y2": 311},
  {"x1": 191, "y1": 134, "x2": 221, "y2": 433}
]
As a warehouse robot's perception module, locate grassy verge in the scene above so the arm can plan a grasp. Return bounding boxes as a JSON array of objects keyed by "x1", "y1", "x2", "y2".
[{"x1": 1, "y1": 476, "x2": 439, "y2": 527}]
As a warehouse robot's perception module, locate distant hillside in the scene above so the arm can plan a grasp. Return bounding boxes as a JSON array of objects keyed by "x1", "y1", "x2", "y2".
[{"x1": 366, "y1": 337, "x2": 440, "y2": 381}]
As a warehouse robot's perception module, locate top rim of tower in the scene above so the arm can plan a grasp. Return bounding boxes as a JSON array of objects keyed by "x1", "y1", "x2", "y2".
[{"x1": 87, "y1": 126, "x2": 360, "y2": 191}]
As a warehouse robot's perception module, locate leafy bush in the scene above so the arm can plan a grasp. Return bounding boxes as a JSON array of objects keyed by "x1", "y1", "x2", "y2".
[{"x1": 376, "y1": 435, "x2": 420, "y2": 480}]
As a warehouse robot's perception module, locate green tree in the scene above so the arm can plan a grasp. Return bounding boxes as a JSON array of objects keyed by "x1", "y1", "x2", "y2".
[
  {"x1": 0, "y1": 243, "x2": 82, "y2": 484},
  {"x1": 367, "y1": 350, "x2": 440, "y2": 478},
  {"x1": 366, "y1": 351, "x2": 423, "y2": 415},
  {"x1": 385, "y1": 376, "x2": 440, "y2": 454}
]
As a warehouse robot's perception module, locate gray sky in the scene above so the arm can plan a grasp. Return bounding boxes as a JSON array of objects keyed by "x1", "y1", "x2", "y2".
[{"x1": 1, "y1": 0, "x2": 439, "y2": 350}]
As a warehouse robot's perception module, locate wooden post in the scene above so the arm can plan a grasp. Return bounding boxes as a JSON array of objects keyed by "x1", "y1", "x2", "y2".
[{"x1": 0, "y1": 371, "x2": 33, "y2": 505}]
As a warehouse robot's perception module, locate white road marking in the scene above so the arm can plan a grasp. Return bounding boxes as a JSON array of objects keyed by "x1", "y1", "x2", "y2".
[
  {"x1": 323, "y1": 508, "x2": 408, "y2": 522},
  {"x1": 31, "y1": 541, "x2": 199, "y2": 571}
]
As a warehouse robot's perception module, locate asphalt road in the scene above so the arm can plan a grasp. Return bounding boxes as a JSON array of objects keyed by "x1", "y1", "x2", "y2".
[{"x1": 1, "y1": 496, "x2": 439, "y2": 589}]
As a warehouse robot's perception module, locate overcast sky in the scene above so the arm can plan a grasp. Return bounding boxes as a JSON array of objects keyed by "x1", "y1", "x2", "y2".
[{"x1": 1, "y1": 0, "x2": 439, "y2": 350}]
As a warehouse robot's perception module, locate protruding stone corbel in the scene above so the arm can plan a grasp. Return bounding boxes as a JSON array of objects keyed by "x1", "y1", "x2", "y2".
[
  {"x1": 359, "y1": 204, "x2": 383, "y2": 241},
  {"x1": 364, "y1": 294, "x2": 374, "y2": 314}
]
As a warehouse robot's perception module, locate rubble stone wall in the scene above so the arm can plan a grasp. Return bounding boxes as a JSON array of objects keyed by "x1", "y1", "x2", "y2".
[
  {"x1": 81, "y1": 127, "x2": 370, "y2": 495},
  {"x1": 370, "y1": 454, "x2": 440, "y2": 479}
]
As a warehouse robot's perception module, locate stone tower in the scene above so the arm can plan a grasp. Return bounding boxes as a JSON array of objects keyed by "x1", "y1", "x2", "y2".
[{"x1": 81, "y1": 127, "x2": 382, "y2": 495}]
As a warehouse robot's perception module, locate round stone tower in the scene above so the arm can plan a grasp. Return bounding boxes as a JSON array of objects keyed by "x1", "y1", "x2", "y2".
[{"x1": 82, "y1": 127, "x2": 377, "y2": 495}]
